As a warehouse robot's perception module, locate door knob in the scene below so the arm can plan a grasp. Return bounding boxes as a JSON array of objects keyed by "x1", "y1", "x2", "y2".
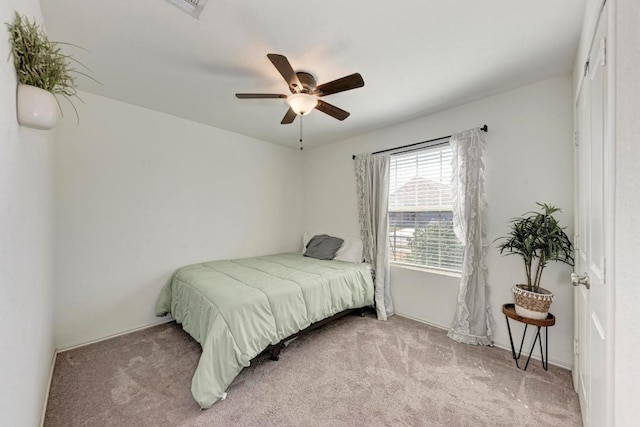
[{"x1": 571, "y1": 272, "x2": 591, "y2": 290}]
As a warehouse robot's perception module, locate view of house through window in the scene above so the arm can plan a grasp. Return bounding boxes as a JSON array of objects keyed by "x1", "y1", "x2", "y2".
[{"x1": 388, "y1": 144, "x2": 464, "y2": 272}]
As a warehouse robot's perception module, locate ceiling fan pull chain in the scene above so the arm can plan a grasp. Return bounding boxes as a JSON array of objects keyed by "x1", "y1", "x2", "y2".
[{"x1": 299, "y1": 116, "x2": 304, "y2": 150}]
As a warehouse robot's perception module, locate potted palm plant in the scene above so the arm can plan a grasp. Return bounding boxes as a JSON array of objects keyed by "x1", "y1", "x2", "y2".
[
  {"x1": 496, "y1": 203, "x2": 574, "y2": 319},
  {"x1": 6, "y1": 12, "x2": 93, "y2": 129}
]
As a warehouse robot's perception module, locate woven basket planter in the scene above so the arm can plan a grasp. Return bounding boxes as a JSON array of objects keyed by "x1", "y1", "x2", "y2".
[{"x1": 512, "y1": 284, "x2": 554, "y2": 320}]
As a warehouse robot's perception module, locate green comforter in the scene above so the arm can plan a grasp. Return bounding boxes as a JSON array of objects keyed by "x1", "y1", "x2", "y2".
[{"x1": 155, "y1": 253, "x2": 374, "y2": 409}]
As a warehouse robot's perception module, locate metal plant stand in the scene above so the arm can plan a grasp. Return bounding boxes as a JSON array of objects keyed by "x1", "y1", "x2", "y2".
[{"x1": 502, "y1": 303, "x2": 556, "y2": 371}]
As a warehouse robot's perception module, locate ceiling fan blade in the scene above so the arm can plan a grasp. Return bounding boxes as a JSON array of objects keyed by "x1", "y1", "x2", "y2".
[
  {"x1": 267, "y1": 53, "x2": 302, "y2": 93},
  {"x1": 281, "y1": 107, "x2": 297, "y2": 124},
  {"x1": 315, "y1": 100, "x2": 350, "y2": 121},
  {"x1": 235, "y1": 93, "x2": 287, "y2": 99},
  {"x1": 313, "y1": 73, "x2": 364, "y2": 97}
]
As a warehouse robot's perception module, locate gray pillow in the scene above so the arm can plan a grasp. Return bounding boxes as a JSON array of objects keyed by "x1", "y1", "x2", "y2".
[{"x1": 304, "y1": 234, "x2": 344, "y2": 260}]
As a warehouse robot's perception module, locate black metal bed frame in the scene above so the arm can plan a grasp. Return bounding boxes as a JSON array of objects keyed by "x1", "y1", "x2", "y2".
[{"x1": 261, "y1": 305, "x2": 375, "y2": 361}]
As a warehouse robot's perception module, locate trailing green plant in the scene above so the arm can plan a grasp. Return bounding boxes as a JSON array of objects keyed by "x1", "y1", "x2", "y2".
[
  {"x1": 495, "y1": 203, "x2": 574, "y2": 292},
  {"x1": 6, "y1": 12, "x2": 96, "y2": 120}
]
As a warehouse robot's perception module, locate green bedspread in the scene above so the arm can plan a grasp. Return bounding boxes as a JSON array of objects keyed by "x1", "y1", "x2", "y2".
[{"x1": 155, "y1": 253, "x2": 374, "y2": 409}]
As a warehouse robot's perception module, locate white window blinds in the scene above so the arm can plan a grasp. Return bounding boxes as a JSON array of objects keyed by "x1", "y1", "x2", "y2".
[{"x1": 388, "y1": 144, "x2": 463, "y2": 272}]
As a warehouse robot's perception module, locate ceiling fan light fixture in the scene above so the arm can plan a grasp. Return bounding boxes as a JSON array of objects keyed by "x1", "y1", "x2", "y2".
[
  {"x1": 236, "y1": 54, "x2": 363, "y2": 124},
  {"x1": 287, "y1": 93, "x2": 318, "y2": 115}
]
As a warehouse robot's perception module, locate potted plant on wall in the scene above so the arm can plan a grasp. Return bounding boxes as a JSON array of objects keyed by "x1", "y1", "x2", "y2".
[
  {"x1": 495, "y1": 203, "x2": 574, "y2": 319},
  {"x1": 6, "y1": 12, "x2": 93, "y2": 130}
]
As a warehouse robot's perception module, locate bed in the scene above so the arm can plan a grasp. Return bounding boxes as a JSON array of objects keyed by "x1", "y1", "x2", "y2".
[{"x1": 155, "y1": 251, "x2": 374, "y2": 409}]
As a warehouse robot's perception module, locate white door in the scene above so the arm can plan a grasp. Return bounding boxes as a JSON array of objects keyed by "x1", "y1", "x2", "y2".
[{"x1": 573, "y1": 3, "x2": 612, "y2": 426}]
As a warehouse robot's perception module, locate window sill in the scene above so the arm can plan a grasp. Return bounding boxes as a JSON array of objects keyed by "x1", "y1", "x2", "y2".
[{"x1": 390, "y1": 262, "x2": 462, "y2": 278}]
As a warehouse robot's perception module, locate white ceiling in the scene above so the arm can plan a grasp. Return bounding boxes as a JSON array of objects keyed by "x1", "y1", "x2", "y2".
[{"x1": 40, "y1": 0, "x2": 585, "y2": 149}]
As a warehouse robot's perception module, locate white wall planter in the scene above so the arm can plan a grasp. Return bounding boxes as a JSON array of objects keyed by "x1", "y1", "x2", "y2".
[{"x1": 16, "y1": 84, "x2": 60, "y2": 130}]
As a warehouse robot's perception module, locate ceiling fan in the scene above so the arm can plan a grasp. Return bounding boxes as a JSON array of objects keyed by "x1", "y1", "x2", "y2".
[{"x1": 235, "y1": 54, "x2": 365, "y2": 124}]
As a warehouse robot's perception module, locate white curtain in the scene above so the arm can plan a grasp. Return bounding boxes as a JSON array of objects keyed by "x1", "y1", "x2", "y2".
[
  {"x1": 447, "y1": 128, "x2": 495, "y2": 345},
  {"x1": 354, "y1": 154, "x2": 394, "y2": 320}
]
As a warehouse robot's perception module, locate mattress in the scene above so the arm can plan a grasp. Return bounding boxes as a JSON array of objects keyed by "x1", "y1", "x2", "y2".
[{"x1": 155, "y1": 252, "x2": 374, "y2": 408}]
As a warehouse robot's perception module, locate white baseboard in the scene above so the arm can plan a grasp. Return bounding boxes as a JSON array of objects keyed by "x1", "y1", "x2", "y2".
[
  {"x1": 395, "y1": 312, "x2": 450, "y2": 331},
  {"x1": 492, "y1": 341, "x2": 572, "y2": 371},
  {"x1": 40, "y1": 349, "x2": 57, "y2": 427},
  {"x1": 56, "y1": 318, "x2": 174, "y2": 353},
  {"x1": 395, "y1": 312, "x2": 572, "y2": 371}
]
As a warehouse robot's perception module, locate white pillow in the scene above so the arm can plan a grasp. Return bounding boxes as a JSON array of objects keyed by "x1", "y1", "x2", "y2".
[
  {"x1": 334, "y1": 237, "x2": 364, "y2": 263},
  {"x1": 302, "y1": 232, "x2": 363, "y2": 263}
]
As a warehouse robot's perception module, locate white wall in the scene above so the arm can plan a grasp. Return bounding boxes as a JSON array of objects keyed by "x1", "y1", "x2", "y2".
[
  {"x1": 54, "y1": 92, "x2": 304, "y2": 348},
  {"x1": 612, "y1": 0, "x2": 640, "y2": 424},
  {"x1": 0, "y1": 2, "x2": 56, "y2": 426},
  {"x1": 304, "y1": 75, "x2": 575, "y2": 366}
]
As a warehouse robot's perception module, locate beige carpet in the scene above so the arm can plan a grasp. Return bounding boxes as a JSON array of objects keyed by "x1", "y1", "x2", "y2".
[{"x1": 44, "y1": 315, "x2": 582, "y2": 426}]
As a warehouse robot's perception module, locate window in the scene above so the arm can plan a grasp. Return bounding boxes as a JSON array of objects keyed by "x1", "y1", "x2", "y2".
[{"x1": 388, "y1": 144, "x2": 463, "y2": 272}]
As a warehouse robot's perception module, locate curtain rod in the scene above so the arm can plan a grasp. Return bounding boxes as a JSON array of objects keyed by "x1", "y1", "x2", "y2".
[{"x1": 351, "y1": 124, "x2": 488, "y2": 160}]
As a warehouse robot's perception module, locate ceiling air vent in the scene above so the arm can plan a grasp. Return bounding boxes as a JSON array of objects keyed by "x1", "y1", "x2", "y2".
[{"x1": 165, "y1": 0, "x2": 208, "y2": 18}]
